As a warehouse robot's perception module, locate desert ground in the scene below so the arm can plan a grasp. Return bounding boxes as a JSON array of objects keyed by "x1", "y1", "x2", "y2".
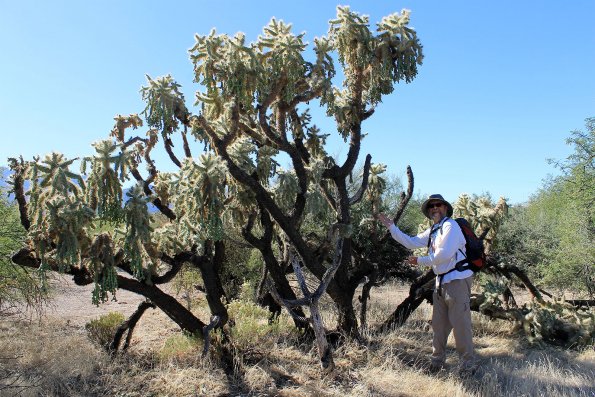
[{"x1": 1, "y1": 275, "x2": 593, "y2": 397}]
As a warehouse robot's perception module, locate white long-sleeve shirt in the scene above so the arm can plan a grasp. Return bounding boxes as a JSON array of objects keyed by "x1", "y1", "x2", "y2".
[{"x1": 388, "y1": 217, "x2": 473, "y2": 286}]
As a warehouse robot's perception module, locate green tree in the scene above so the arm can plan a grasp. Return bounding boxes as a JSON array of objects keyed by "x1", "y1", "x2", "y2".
[{"x1": 494, "y1": 117, "x2": 594, "y2": 294}]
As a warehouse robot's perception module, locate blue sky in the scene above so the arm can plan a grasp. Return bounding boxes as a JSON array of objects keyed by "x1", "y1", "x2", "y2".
[{"x1": 1, "y1": 1, "x2": 594, "y2": 205}]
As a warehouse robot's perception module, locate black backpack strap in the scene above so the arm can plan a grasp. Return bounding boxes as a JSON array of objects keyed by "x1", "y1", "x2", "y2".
[
  {"x1": 426, "y1": 218, "x2": 449, "y2": 252},
  {"x1": 426, "y1": 225, "x2": 438, "y2": 251},
  {"x1": 436, "y1": 249, "x2": 471, "y2": 295}
]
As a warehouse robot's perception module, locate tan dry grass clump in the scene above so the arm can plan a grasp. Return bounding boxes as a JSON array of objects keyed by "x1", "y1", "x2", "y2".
[{"x1": 0, "y1": 318, "x2": 107, "y2": 397}]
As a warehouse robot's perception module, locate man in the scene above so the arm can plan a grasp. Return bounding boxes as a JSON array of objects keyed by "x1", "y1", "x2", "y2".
[{"x1": 377, "y1": 194, "x2": 476, "y2": 375}]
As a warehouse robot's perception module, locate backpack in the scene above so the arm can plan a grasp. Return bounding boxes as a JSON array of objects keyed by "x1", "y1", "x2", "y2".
[{"x1": 427, "y1": 217, "x2": 486, "y2": 273}]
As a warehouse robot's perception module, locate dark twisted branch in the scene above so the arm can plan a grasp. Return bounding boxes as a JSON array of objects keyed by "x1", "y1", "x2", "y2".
[
  {"x1": 393, "y1": 165, "x2": 414, "y2": 223},
  {"x1": 11, "y1": 247, "x2": 207, "y2": 335},
  {"x1": 121, "y1": 136, "x2": 149, "y2": 150},
  {"x1": 491, "y1": 261, "x2": 544, "y2": 303},
  {"x1": 257, "y1": 75, "x2": 287, "y2": 148},
  {"x1": 288, "y1": 109, "x2": 311, "y2": 164},
  {"x1": 361, "y1": 108, "x2": 375, "y2": 121},
  {"x1": 163, "y1": 137, "x2": 182, "y2": 168},
  {"x1": 121, "y1": 135, "x2": 161, "y2": 185},
  {"x1": 358, "y1": 267, "x2": 377, "y2": 329},
  {"x1": 378, "y1": 269, "x2": 434, "y2": 333},
  {"x1": 181, "y1": 126, "x2": 192, "y2": 158},
  {"x1": 348, "y1": 154, "x2": 372, "y2": 205},
  {"x1": 7, "y1": 157, "x2": 30, "y2": 231},
  {"x1": 338, "y1": 65, "x2": 365, "y2": 179},
  {"x1": 199, "y1": 115, "x2": 323, "y2": 278},
  {"x1": 109, "y1": 301, "x2": 156, "y2": 353},
  {"x1": 152, "y1": 251, "x2": 194, "y2": 284},
  {"x1": 117, "y1": 275, "x2": 206, "y2": 334},
  {"x1": 129, "y1": 168, "x2": 176, "y2": 220},
  {"x1": 240, "y1": 203, "x2": 309, "y2": 327}
]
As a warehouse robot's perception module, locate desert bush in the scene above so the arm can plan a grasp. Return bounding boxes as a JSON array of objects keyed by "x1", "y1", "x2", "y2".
[
  {"x1": 171, "y1": 263, "x2": 203, "y2": 310},
  {"x1": 494, "y1": 117, "x2": 595, "y2": 295},
  {"x1": 227, "y1": 296, "x2": 296, "y2": 350},
  {"x1": 85, "y1": 312, "x2": 125, "y2": 349},
  {"x1": 0, "y1": 171, "x2": 48, "y2": 314},
  {"x1": 158, "y1": 333, "x2": 203, "y2": 363}
]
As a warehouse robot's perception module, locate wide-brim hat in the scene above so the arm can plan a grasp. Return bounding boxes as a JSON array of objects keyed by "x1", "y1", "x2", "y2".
[{"x1": 421, "y1": 194, "x2": 453, "y2": 219}]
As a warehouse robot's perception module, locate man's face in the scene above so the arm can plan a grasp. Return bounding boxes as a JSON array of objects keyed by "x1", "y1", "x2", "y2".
[{"x1": 427, "y1": 201, "x2": 447, "y2": 223}]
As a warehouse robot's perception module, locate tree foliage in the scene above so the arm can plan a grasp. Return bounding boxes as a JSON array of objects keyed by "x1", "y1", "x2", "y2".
[
  {"x1": 0, "y1": 169, "x2": 47, "y2": 313},
  {"x1": 494, "y1": 117, "x2": 595, "y2": 295}
]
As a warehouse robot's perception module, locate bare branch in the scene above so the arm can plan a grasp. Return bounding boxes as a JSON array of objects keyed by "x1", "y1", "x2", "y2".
[
  {"x1": 163, "y1": 137, "x2": 182, "y2": 168},
  {"x1": 290, "y1": 254, "x2": 312, "y2": 297},
  {"x1": 181, "y1": 126, "x2": 192, "y2": 158},
  {"x1": 7, "y1": 157, "x2": 30, "y2": 230},
  {"x1": 348, "y1": 154, "x2": 372, "y2": 205},
  {"x1": 393, "y1": 165, "x2": 414, "y2": 224},
  {"x1": 110, "y1": 301, "x2": 156, "y2": 353},
  {"x1": 312, "y1": 238, "x2": 344, "y2": 300},
  {"x1": 129, "y1": 168, "x2": 176, "y2": 220}
]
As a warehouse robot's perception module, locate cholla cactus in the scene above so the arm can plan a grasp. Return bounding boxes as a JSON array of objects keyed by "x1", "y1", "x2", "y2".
[
  {"x1": 273, "y1": 168, "x2": 299, "y2": 211},
  {"x1": 9, "y1": 7, "x2": 426, "y2": 346},
  {"x1": 110, "y1": 114, "x2": 143, "y2": 142},
  {"x1": 88, "y1": 233, "x2": 118, "y2": 305},
  {"x1": 141, "y1": 75, "x2": 188, "y2": 135},
  {"x1": 479, "y1": 278, "x2": 594, "y2": 347},
  {"x1": 26, "y1": 153, "x2": 92, "y2": 271},
  {"x1": 256, "y1": 145, "x2": 279, "y2": 184},
  {"x1": 122, "y1": 183, "x2": 155, "y2": 280},
  {"x1": 152, "y1": 171, "x2": 173, "y2": 207},
  {"x1": 453, "y1": 194, "x2": 508, "y2": 253},
  {"x1": 81, "y1": 139, "x2": 135, "y2": 221},
  {"x1": 229, "y1": 136, "x2": 257, "y2": 174},
  {"x1": 366, "y1": 163, "x2": 387, "y2": 215},
  {"x1": 169, "y1": 155, "x2": 228, "y2": 244},
  {"x1": 328, "y1": 7, "x2": 422, "y2": 136}
]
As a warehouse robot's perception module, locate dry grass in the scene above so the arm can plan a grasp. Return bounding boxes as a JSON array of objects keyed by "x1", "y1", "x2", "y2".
[{"x1": 0, "y1": 280, "x2": 593, "y2": 397}]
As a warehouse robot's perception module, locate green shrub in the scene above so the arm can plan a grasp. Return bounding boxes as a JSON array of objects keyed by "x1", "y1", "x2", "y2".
[
  {"x1": 85, "y1": 312, "x2": 125, "y2": 348},
  {"x1": 159, "y1": 332, "x2": 202, "y2": 362},
  {"x1": 227, "y1": 296, "x2": 296, "y2": 349},
  {"x1": 172, "y1": 263, "x2": 204, "y2": 310},
  {"x1": 0, "y1": 174, "x2": 49, "y2": 312}
]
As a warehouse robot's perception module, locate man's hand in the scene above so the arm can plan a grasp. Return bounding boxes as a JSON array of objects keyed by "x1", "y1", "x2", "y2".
[
  {"x1": 407, "y1": 256, "x2": 418, "y2": 265},
  {"x1": 376, "y1": 213, "x2": 393, "y2": 228}
]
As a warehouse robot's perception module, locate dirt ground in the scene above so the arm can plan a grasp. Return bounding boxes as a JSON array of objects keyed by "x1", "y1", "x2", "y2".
[
  {"x1": 5, "y1": 275, "x2": 594, "y2": 397},
  {"x1": 23, "y1": 275, "x2": 182, "y2": 352}
]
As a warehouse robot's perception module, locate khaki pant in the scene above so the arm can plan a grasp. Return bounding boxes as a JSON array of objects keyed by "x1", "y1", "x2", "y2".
[{"x1": 431, "y1": 277, "x2": 475, "y2": 368}]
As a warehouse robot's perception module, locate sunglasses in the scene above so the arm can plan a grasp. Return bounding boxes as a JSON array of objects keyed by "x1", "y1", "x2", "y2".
[{"x1": 427, "y1": 202, "x2": 444, "y2": 209}]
